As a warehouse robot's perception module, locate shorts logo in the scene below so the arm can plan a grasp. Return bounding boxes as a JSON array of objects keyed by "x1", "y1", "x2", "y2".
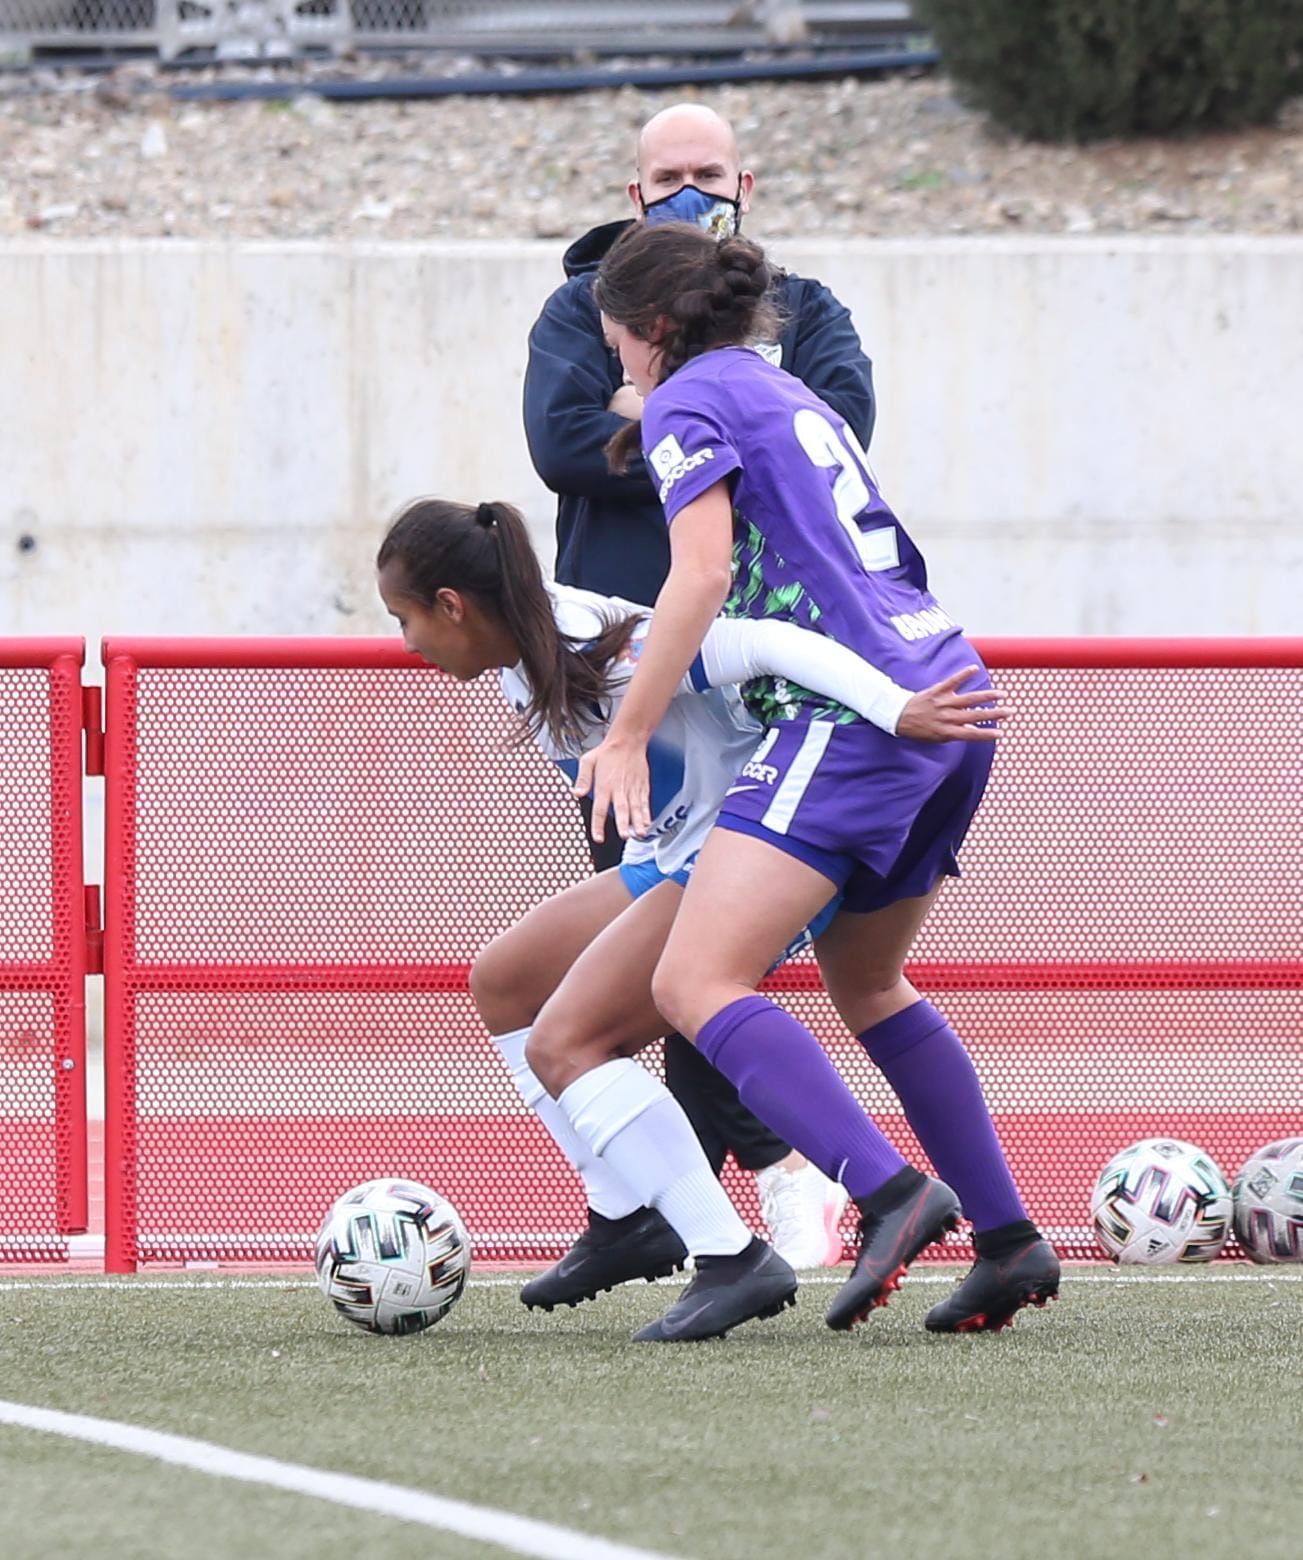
[
  {"x1": 649, "y1": 434, "x2": 715, "y2": 502},
  {"x1": 737, "y1": 728, "x2": 781, "y2": 788}
]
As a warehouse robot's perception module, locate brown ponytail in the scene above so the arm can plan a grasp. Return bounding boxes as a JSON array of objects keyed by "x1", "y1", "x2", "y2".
[
  {"x1": 595, "y1": 222, "x2": 783, "y2": 473},
  {"x1": 377, "y1": 498, "x2": 639, "y2": 751}
]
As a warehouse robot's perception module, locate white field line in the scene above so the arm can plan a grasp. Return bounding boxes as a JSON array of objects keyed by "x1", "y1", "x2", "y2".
[
  {"x1": 0, "y1": 1400, "x2": 684, "y2": 1560},
  {"x1": 0, "y1": 1269, "x2": 1300, "y2": 1293}
]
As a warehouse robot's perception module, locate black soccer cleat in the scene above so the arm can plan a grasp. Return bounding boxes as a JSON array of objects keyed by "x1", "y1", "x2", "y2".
[
  {"x1": 632, "y1": 1237, "x2": 798, "y2": 1343},
  {"x1": 924, "y1": 1238, "x2": 1061, "y2": 1334},
  {"x1": 520, "y1": 1206, "x2": 687, "y2": 1312},
  {"x1": 825, "y1": 1173, "x2": 962, "y2": 1332}
]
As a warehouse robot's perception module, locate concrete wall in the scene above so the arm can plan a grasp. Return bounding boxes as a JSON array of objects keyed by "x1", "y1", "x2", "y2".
[{"x1": 3, "y1": 236, "x2": 1300, "y2": 646}]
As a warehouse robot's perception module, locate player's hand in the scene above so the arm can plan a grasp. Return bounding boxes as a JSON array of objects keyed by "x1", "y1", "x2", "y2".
[
  {"x1": 607, "y1": 383, "x2": 645, "y2": 421},
  {"x1": 896, "y1": 666, "x2": 1011, "y2": 742},
  {"x1": 573, "y1": 735, "x2": 652, "y2": 843}
]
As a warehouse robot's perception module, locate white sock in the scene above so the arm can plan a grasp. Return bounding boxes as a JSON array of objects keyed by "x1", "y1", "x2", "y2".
[
  {"x1": 558, "y1": 1059, "x2": 752, "y2": 1258},
  {"x1": 491, "y1": 1028, "x2": 641, "y2": 1221}
]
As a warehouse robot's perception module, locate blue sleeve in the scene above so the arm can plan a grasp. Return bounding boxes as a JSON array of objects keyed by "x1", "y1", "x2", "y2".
[
  {"x1": 783, "y1": 278, "x2": 876, "y2": 449},
  {"x1": 522, "y1": 277, "x2": 659, "y2": 502}
]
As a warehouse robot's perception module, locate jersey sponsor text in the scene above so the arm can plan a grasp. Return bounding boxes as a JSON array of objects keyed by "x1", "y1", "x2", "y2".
[
  {"x1": 890, "y1": 606, "x2": 955, "y2": 642},
  {"x1": 656, "y1": 447, "x2": 716, "y2": 503}
]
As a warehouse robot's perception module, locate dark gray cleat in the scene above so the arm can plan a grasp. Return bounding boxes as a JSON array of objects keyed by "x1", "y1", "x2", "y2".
[
  {"x1": 521, "y1": 1206, "x2": 687, "y2": 1311},
  {"x1": 632, "y1": 1237, "x2": 797, "y2": 1342}
]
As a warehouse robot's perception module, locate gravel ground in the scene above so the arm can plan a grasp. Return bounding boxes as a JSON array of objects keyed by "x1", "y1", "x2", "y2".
[{"x1": 3, "y1": 59, "x2": 1303, "y2": 239}]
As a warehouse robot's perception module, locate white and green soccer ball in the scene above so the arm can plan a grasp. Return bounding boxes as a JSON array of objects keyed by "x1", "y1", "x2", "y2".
[
  {"x1": 1090, "y1": 1137, "x2": 1231, "y2": 1264},
  {"x1": 1232, "y1": 1138, "x2": 1303, "y2": 1264},
  {"x1": 315, "y1": 1177, "x2": 471, "y2": 1334}
]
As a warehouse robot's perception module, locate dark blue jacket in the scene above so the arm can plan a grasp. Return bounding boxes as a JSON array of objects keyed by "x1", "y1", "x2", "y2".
[{"x1": 523, "y1": 220, "x2": 875, "y2": 607}]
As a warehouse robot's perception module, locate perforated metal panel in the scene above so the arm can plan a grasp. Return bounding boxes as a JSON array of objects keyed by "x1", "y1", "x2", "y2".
[
  {"x1": 101, "y1": 637, "x2": 1303, "y2": 1270},
  {"x1": 0, "y1": 640, "x2": 90, "y2": 1262}
]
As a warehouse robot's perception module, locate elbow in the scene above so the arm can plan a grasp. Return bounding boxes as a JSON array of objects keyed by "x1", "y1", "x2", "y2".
[
  {"x1": 528, "y1": 443, "x2": 584, "y2": 496},
  {"x1": 861, "y1": 390, "x2": 877, "y2": 448},
  {"x1": 531, "y1": 455, "x2": 569, "y2": 495},
  {"x1": 840, "y1": 383, "x2": 875, "y2": 448},
  {"x1": 524, "y1": 423, "x2": 563, "y2": 489},
  {"x1": 700, "y1": 560, "x2": 734, "y2": 611},
  {"x1": 671, "y1": 551, "x2": 731, "y2": 599}
]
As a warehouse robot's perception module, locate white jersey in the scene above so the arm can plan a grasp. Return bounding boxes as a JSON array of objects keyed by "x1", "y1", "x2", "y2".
[{"x1": 499, "y1": 584, "x2": 762, "y2": 877}]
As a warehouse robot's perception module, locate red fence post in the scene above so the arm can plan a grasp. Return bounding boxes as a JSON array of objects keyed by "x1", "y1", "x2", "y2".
[
  {"x1": 0, "y1": 639, "x2": 90, "y2": 1260},
  {"x1": 52, "y1": 649, "x2": 90, "y2": 1236},
  {"x1": 103, "y1": 649, "x2": 139, "y2": 1273}
]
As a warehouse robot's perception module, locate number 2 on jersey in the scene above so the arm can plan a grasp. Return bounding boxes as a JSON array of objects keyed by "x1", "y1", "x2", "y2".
[{"x1": 792, "y1": 408, "x2": 899, "y2": 573}]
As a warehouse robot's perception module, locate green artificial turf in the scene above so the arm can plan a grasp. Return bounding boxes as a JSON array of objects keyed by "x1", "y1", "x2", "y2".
[{"x1": 1, "y1": 1269, "x2": 1300, "y2": 1560}]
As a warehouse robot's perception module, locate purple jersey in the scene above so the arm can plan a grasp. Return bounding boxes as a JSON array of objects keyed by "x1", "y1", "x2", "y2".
[{"x1": 642, "y1": 347, "x2": 971, "y2": 725}]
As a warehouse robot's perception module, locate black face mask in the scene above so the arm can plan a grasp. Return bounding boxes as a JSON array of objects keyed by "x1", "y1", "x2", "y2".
[{"x1": 639, "y1": 178, "x2": 743, "y2": 238}]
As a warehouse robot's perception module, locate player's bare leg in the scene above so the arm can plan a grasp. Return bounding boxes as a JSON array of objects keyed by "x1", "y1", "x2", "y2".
[
  {"x1": 528, "y1": 880, "x2": 794, "y2": 1338},
  {"x1": 512, "y1": 882, "x2": 697, "y2": 1312},
  {"x1": 470, "y1": 867, "x2": 637, "y2": 1036},
  {"x1": 470, "y1": 869, "x2": 679, "y2": 1306},
  {"x1": 525, "y1": 878, "x2": 681, "y2": 1094}
]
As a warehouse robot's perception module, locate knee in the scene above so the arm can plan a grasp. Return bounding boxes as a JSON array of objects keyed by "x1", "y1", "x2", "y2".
[
  {"x1": 469, "y1": 934, "x2": 536, "y2": 1035},
  {"x1": 833, "y1": 972, "x2": 913, "y2": 1037},
  {"x1": 523, "y1": 1014, "x2": 583, "y2": 1099},
  {"x1": 650, "y1": 954, "x2": 694, "y2": 1040},
  {"x1": 858, "y1": 969, "x2": 908, "y2": 1005}
]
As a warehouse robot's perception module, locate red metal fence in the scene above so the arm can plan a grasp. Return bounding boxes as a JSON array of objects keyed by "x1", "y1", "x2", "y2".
[
  {"x1": 2, "y1": 636, "x2": 1298, "y2": 1271},
  {"x1": 96, "y1": 637, "x2": 1303, "y2": 1272},
  {"x1": 0, "y1": 639, "x2": 91, "y2": 1261}
]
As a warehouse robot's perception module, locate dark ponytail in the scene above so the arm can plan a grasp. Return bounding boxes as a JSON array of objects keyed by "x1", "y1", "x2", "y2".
[
  {"x1": 594, "y1": 222, "x2": 783, "y2": 472},
  {"x1": 377, "y1": 497, "x2": 640, "y2": 751}
]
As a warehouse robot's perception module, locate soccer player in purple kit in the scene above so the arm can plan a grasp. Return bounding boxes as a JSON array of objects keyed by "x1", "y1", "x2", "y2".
[{"x1": 568, "y1": 221, "x2": 1061, "y2": 1341}]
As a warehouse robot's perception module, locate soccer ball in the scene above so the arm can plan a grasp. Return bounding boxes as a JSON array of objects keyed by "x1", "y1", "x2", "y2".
[
  {"x1": 315, "y1": 1177, "x2": 471, "y2": 1335},
  {"x1": 1090, "y1": 1138, "x2": 1231, "y2": 1264},
  {"x1": 1231, "y1": 1138, "x2": 1303, "y2": 1264}
]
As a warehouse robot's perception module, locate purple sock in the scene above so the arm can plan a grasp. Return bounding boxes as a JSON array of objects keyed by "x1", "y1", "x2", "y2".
[
  {"x1": 696, "y1": 994, "x2": 907, "y2": 1200},
  {"x1": 859, "y1": 999, "x2": 1027, "y2": 1233}
]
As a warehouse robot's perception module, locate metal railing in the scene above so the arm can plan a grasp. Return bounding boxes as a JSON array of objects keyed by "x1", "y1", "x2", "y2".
[
  {"x1": 3, "y1": 632, "x2": 1299, "y2": 1270},
  {"x1": 98, "y1": 636, "x2": 1303, "y2": 1270},
  {"x1": 0, "y1": 1, "x2": 914, "y2": 65}
]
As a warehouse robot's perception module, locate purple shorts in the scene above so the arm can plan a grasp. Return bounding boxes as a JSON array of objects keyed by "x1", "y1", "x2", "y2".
[{"x1": 714, "y1": 719, "x2": 993, "y2": 914}]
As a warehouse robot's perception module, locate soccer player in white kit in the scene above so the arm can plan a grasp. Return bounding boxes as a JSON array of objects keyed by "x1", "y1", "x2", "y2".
[{"x1": 376, "y1": 496, "x2": 1011, "y2": 1331}]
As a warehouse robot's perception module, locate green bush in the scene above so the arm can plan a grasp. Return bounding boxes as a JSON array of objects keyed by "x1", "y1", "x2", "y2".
[{"x1": 913, "y1": 0, "x2": 1303, "y2": 142}]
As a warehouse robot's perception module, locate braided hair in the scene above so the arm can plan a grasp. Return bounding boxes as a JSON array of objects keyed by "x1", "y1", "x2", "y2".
[
  {"x1": 377, "y1": 498, "x2": 639, "y2": 751},
  {"x1": 593, "y1": 221, "x2": 782, "y2": 471}
]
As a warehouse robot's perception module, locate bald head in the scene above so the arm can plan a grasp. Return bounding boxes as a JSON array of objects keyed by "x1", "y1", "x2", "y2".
[{"x1": 628, "y1": 103, "x2": 754, "y2": 220}]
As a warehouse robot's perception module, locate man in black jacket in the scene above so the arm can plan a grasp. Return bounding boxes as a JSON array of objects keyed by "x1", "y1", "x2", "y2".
[
  {"x1": 526, "y1": 104, "x2": 875, "y2": 604},
  {"x1": 521, "y1": 103, "x2": 872, "y2": 1297}
]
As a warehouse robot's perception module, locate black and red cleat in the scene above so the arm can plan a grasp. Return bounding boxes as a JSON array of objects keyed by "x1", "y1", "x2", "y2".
[
  {"x1": 924, "y1": 1238, "x2": 1061, "y2": 1334},
  {"x1": 825, "y1": 1171, "x2": 962, "y2": 1332}
]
